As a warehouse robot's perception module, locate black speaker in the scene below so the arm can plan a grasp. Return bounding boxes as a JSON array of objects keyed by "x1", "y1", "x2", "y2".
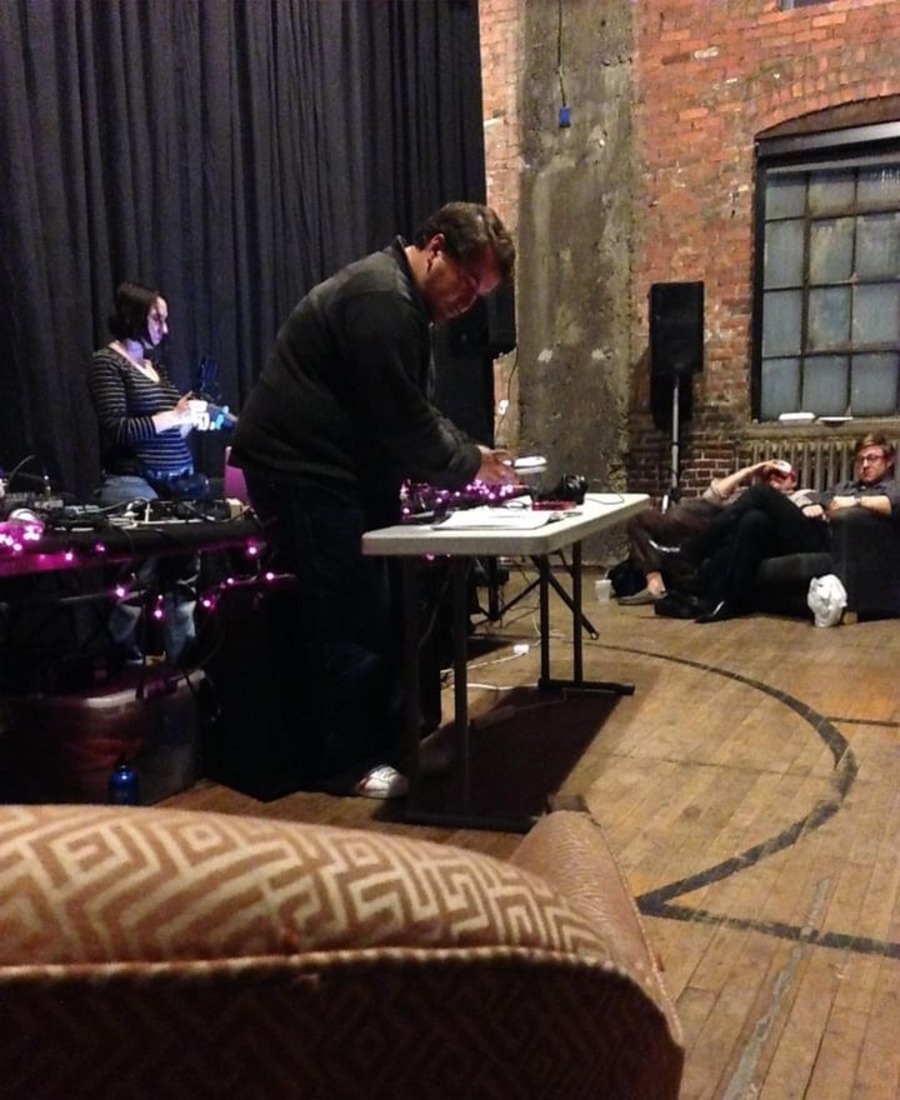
[
  {"x1": 650, "y1": 281, "x2": 704, "y2": 378},
  {"x1": 432, "y1": 320, "x2": 494, "y2": 446},
  {"x1": 486, "y1": 281, "x2": 516, "y2": 356},
  {"x1": 201, "y1": 576, "x2": 316, "y2": 800}
]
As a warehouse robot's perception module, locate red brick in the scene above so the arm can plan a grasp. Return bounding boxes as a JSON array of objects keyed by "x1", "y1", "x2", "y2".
[{"x1": 480, "y1": 0, "x2": 900, "y2": 498}]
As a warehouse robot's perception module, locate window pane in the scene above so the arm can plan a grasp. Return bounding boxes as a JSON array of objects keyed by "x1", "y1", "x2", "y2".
[
  {"x1": 758, "y1": 151, "x2": 900, "y2": 421},
  {"x1": 762, "y1": 289, "x2": 802, "y2": 356},
  {"x1": 801, "y1": 356, "x2": 848, "y2": 416},
  {"x1": 808, "y1": 287, "x2": 850, "y2": 349},
  {"x1": 856, "y1": 213, "x2": 900, "y2": 278},
  {"x1": 760, "y1": 358, "x2": 800, "y2": 420},
  {"x1": 765, "y1": 219, "x2": 804, "y2": 287},
  {"x1": 853, "y1": 284, "x2": 900, "y2": 345},
  {"x1": 809, "y1": 218, "x2": 854, "y2": 283},
  {"x1": 850, "y1": 353, "x2": 899, "y2": 416},
  {"x1": 766, "y1": 174, "x2": 806, "y2": 219},
  {"x1": 858, "y1": 165, "x2": 900, "y2": 208},
  {"x1": 808, "y1": 170, "x2": 855, "y2": 215}
]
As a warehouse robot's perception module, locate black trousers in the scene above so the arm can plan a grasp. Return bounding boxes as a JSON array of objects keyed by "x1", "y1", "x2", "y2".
[
  {"x1": 243, "y1": 474, "x2": 403, "y2": 782},
  {"x1": 690, "y1": 485, "x2": 830, "y2": 609}
]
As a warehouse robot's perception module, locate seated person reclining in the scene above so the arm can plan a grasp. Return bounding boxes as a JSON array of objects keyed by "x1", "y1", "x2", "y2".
[
  {"x1": 688, "y1": 432, "x2": 900, "y2": 623},
  {"x1": 619, "y1": 459, "x2": 804, "y2": 606}
]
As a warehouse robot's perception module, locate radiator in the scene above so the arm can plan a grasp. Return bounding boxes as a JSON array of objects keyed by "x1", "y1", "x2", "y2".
[{"x1": 742, "y1": 436, "x2": 898, "y2": 493}]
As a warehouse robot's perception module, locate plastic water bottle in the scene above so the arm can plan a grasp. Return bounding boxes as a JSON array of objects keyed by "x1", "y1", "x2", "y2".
[{"x1": 108, "y1": 757, "x2": 140, "y2": 805}]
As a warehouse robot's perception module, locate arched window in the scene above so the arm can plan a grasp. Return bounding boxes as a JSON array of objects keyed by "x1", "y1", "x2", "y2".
[{"x1": 754, "y1": 100, "x2": 900, "y2": 421}]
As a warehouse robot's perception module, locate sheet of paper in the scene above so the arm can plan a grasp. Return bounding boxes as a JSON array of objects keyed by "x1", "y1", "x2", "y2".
[{"x1": 433, "y1": 507, "x2": 556, "y2": 530}]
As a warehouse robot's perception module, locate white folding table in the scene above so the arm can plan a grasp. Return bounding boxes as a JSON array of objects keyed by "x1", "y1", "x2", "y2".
[{"x1": 362, "y1": 492, "x2": 649, "y2": 829}]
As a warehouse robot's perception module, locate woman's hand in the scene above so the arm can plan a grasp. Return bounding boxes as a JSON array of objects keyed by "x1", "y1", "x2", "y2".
[{"x1": 153, "y1": 393, "x2": 198, "y2": 434}]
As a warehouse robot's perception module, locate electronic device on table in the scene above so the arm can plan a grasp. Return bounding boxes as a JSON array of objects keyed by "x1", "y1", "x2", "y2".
[{"x1": 195, "y1": 356, "x2": 237, "y2": 429}]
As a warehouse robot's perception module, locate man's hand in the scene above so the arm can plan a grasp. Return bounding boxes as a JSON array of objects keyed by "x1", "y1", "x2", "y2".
[
  {"x1": 828, "y1": 494, "x2": 891, "y2": 516},
  {"x1": 476, "y1": 445, "x2": 516, "y2": 484}
]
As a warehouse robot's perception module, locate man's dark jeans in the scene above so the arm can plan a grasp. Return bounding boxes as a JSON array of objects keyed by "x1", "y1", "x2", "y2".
[
  {"x1": 245, "y1": 474, "x2": 404, "y2": 782},
  {"x1": 693, "y1": 484, "x2": 830, "y2": 610}
]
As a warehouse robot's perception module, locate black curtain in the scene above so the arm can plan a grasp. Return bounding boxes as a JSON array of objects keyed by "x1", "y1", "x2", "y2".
[{"x1": 0, "y1": 0, "x2": 485, "y2": 498}]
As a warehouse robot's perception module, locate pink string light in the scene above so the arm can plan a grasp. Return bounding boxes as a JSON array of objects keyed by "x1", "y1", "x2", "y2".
[
  {"x1": 400, "y1": 478, "x2": 527, "y2": 520},
  {"x1": 2, "y1": 529, "x2": 276, "y2": 624}
]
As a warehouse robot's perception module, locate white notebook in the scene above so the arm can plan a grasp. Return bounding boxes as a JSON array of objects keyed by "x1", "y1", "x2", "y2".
[{"x1": 434, "y1": 507, "x2": 560, "y2": 530}]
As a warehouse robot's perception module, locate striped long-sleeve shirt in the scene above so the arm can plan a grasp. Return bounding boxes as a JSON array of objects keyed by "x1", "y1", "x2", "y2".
[{"x1": 88, "y1": 347, "x2": 193, "y2": 477}]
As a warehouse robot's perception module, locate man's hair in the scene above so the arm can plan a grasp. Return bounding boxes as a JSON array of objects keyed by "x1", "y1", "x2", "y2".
[
  {"x1": 854, "y1": 431, "x2": 895, "y2": 469},
  {"x1": 413, "y1": 202, "x2": 516, "y2": 280},
  {"x1": 107, "y1": 280, "x2": 162, "y2": 342}
]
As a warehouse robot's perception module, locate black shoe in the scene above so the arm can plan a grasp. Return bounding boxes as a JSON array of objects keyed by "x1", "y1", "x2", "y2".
[
  {"x1": 695, "y1": 599, "x2": 740, "y2": 624},
  {"x1": 654, "y1": 592, "x2": 700, "y2": 619}
]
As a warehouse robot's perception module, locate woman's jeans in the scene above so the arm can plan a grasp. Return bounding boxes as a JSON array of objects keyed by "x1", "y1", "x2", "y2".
[
  {"x1": 96, "y1": 475, "x2": 198, "y2": 663},
  {"x1": 245, "y1": 473, "x2": 404, "y2": 782}
]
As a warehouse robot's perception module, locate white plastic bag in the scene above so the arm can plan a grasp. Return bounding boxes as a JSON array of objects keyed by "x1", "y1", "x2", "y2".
[{"x1": 807, "y1": 573, "x2": 847, "y2": 628}]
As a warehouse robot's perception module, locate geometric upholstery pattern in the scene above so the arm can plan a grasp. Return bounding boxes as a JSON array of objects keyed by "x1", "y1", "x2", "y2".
[{"x1": 0, "y1": 804, "x2": 683, "y2": 1099}]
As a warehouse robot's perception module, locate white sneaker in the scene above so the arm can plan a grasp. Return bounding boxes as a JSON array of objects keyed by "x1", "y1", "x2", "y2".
[{"x1": 352, "y1": 764, "x2": 409, "y2": 800}]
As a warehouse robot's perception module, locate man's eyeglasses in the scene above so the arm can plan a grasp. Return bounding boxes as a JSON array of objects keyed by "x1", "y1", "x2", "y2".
[{"x1": 857, "y1": 452, "x2": 887, "y2": 465}]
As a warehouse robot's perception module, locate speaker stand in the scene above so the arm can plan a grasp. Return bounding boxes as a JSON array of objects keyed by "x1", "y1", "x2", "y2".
[{"x1": 661, "y1": 375, "x2": 682, "y2": 514}]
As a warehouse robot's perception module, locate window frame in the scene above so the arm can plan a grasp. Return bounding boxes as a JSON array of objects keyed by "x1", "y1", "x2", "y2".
[{"x1": 753, "y1": 121, "x2": 900, "y2": 421}]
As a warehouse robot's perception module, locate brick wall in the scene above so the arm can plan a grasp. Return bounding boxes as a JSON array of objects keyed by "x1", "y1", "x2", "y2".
[
  {"x1": 635, "y1": 0, "x2": 900, "y2": 498},
  {"x1": 479, "y1": 0, "x2": 521, "y2": 233},
  {"x1": 479, "y1": 0, "x2": 522, "y2": 446},
  {"x1": 479, "y1": 0, "x2": 900, "y2": 502}
]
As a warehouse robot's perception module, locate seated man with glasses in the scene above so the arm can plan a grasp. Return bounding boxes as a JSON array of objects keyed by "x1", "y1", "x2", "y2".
[
  {"x1": 691, "y1": 432, "x2": 900, "y2": 623},
  {"x1": 807, "y1": 433, "x2": 900, "y2": 519}
]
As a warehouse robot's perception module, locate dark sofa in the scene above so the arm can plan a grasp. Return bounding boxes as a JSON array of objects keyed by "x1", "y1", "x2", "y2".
[{"x1": 755, "y1": 507, "x2": 900, "y2": 621}]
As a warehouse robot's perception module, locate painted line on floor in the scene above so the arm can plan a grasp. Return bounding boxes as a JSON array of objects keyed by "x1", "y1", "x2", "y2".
[{"x1": 593, "y1": 643, "x2": 900, "y2": 960}]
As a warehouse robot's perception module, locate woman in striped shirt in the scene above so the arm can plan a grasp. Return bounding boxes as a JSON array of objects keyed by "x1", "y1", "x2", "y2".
[{"x1": 87, "y1": 281, "x2": 203, "y2": 666}]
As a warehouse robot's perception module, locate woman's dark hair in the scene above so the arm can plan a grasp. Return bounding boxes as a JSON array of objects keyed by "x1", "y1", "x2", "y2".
[
  {"x1": 107, "y1": 280, "x2": 161, "y2": 342},
  {"x1": 413, "y1": 202, "x2": 516, "y2": 280}
]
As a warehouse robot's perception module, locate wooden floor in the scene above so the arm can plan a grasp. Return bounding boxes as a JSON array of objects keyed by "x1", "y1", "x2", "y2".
[{"x1": 165, "y1": 566, "x2": 900, "y2": 1100}]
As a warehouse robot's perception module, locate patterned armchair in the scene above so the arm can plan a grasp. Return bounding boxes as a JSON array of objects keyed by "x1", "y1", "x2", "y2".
[{"x1": 0, "y1": 804, "x2": 683, "y2": 1099}]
